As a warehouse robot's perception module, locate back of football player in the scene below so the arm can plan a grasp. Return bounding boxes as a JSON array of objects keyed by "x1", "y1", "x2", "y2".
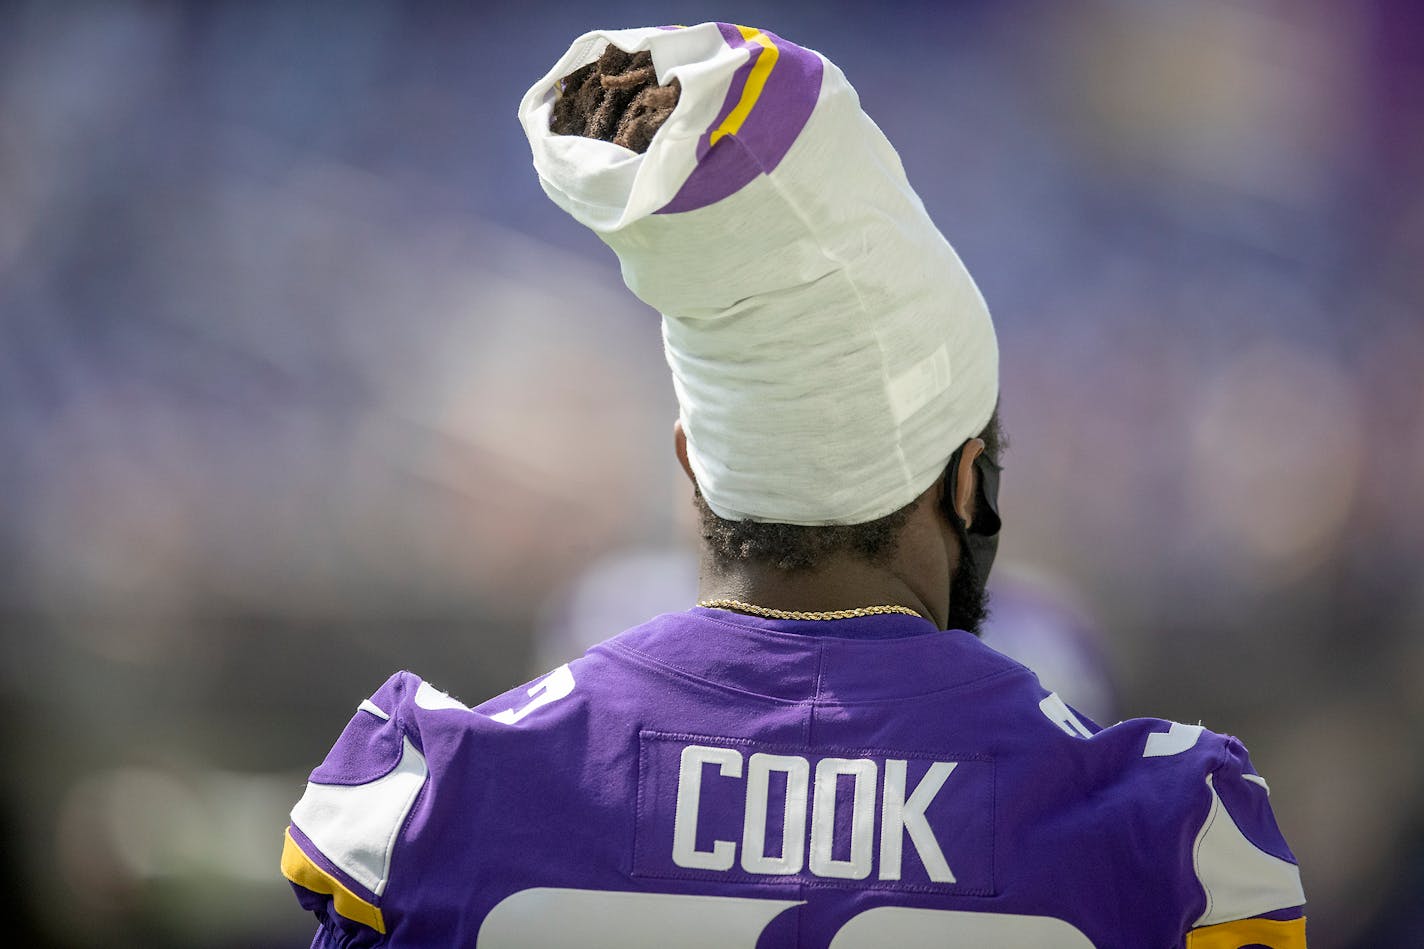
[{"x1": 281, "y1": 23, "x2": 1306, "y2": 949}]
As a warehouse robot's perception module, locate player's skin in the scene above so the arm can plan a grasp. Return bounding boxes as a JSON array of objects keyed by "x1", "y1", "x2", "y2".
[{"x1": 674, "y1": 420, "x2": 986, "y2": 631}]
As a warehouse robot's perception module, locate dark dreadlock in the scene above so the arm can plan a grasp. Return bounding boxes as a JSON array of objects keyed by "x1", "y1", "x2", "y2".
[
  {"x1": 696, "y1": 411, "x2": 1007, "y2": 573},
  {"x1": 549, "y1": 45, "x2": 681, "y2": 154}
]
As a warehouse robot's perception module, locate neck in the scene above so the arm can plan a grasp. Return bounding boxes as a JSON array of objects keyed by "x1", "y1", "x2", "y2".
[{"x1": 698, "y1": 552, "x2": 945, "y2": 628}]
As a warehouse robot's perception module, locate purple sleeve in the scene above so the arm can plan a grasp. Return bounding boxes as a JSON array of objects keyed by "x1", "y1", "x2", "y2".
[
  {"x1": 282, "y1": 672, "x2": 429, "y2": 946},
  {"x1": 1210, "y1": 736, "x2": 1298, "y2": 865},
  {"x1": 1180, "y1": 733, "x2": 1306, "y2": 934},
  {"x1": 288, "y1": 888, "x2": 386, "y2": 949},
  {"x1": 310, "y1": 915, "x2": 383, "y2": 949}
]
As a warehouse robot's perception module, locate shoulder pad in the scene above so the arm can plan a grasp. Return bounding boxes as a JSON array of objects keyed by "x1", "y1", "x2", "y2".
[
  {"x1": 282, "y1": 671, "x2": 430, "y2": 937},
  {"x1": 1095, "y1": 718, "x2": 1306, "y2": 931},
  {"x1": 1189, "y1": 734, "x2": 1304, "y2": 927}
]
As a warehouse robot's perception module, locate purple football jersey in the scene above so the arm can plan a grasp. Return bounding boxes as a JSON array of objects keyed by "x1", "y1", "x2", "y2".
[{"x1": 282, "y1": 608, "x2": 1306, "y2": 947}]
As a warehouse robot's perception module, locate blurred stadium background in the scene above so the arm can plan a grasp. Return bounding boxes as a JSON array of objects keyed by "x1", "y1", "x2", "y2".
[{"x1": 2, "y1": 1, "x2": 1421, "y2": 945}]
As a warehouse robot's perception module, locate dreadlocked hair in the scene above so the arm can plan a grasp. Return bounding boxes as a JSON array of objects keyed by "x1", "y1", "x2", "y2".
[
  {"x1": 696, "y1": 410, "x2": 1006, "y2": 573},
  {"x1": 549, "y1": 45, "x2": 681, "y2": 154}
]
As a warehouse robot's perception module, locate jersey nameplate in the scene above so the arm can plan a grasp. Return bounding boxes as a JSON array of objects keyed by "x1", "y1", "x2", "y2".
[{"x1": 634, "y1": 732, "x2": 995, "y2": 894}]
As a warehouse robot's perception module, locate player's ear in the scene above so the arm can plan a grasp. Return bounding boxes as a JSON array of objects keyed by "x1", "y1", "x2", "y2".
[
  {"x1": 673, "y1": 419, "x2": 697, "y2": 486},
  {"x1": 951, "y1": 437, "x2": 985, "y2": 529}
]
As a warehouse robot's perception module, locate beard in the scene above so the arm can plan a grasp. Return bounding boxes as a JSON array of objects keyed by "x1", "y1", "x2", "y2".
[{"x1": 945, "y1": 552, "x2": 991, "y2": 635}]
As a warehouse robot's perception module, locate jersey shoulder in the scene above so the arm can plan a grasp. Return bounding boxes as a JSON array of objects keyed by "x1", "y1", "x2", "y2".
[
  {"x1": 1100, "y1": 718, "x2": 1307, "y2": 939},
  {"x1": 1180, "y1": 728, "x2": 1305, "y2": 931},
  {"x1": 280, "y1": 671, "x2": 428, "y2": 943},
  {"x1": 286, "y1": 661, "x2": 586, "y2": 940},
  {"x1": 280, "y1": 666, "x2": 580, "y2": 943}
]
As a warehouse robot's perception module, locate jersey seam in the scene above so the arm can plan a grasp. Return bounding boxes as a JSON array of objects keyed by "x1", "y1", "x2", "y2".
[
  {"x1": 640, "y1": 729, "x2": 993, "y2": 762},
  {"x1": 818, "y1": 666, "x2": 1028, "y2": 706},
  {"x1": 604, "y1": 639, "x2": 1030, "y2": 705},
  {"x1": 808, "y1": 639, "x2": 826, "y2": 746},
  {"x1": 603, "y1": 641, "x2": 814, "y2": 705}
]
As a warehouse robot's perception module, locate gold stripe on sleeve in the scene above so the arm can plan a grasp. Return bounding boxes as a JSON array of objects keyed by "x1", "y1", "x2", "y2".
[
  {"x1": 281, "y1": 827, "x2": 387, "y2": 934},
  {"x1": 1186, "y1": 915, "x2": 1306, "y2": 949}
]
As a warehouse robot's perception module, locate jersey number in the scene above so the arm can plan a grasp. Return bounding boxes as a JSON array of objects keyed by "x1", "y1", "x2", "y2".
[
  {"x1": 491, "y1": 665, "x2": 575, "y2": 725},
  {"x1": 476, "y1": 888, "x2": 1096, "y2": 948}
]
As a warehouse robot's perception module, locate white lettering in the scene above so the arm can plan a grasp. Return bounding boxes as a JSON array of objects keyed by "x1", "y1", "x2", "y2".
[
  {"x1": 740, "y1": 753, "x2": 809, "y2": 875},
  {"x1": 479, "y1": 888, "x2": 803, "y2": 949},
  {"x1": 880, "y1": 760, "x2": 957, "y2": 882},
  {"x1": 809, "y1": 757, "x2": 877, "y2": 880},
  {"x1": 672, "y1": 746, "x2": 742, "y2": 870},
  {"x1": 669, "y1": 745, "x2": 966, "y2": 884}
]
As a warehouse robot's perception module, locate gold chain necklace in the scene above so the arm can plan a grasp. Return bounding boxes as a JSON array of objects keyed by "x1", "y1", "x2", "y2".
[{"x1": 697, "y1": 598, "x2": 922, "y2": 621}]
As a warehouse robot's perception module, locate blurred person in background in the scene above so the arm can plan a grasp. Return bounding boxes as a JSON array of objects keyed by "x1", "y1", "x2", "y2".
[{"x1": 280, "y1": 23, "x2": 1306, "y2": 948}]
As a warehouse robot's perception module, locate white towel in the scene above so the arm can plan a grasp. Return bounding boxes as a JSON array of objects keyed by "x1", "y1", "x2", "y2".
[{"x1": 520, "y1": 22, "x2": 998, "y2": 525}]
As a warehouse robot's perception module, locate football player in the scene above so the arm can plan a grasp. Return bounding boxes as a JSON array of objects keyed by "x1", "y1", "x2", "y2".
[{"x1": 282, "y1": 24, "x2": 1306, "y2": 948}]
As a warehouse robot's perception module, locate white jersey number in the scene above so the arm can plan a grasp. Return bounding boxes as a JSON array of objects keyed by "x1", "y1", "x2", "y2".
[
  {"x1": 477, "y1": 888, "x2": 1096, "y2": 948},
  {"x1": 491, "y1": 665, "x2": 575, "y2": 725}
]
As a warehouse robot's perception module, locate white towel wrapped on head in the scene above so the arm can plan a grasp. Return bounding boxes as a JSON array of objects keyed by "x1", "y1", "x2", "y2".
[{"x1": 520, "y1": 22, "x2": 998, "y2": 526}]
